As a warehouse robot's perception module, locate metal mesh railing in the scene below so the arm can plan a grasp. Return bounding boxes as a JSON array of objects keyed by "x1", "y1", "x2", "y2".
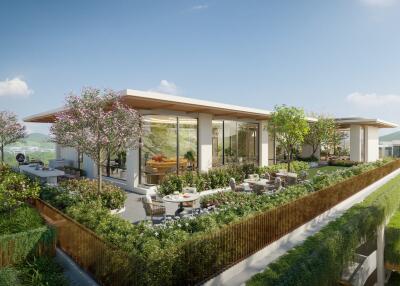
[{"x1": 33, "y1": 160, "x2": 400, "y2": 285}]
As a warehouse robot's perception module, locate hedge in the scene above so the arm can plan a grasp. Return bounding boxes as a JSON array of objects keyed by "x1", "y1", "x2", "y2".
[
  {"x1": 54, "y1": 159, "x2": 399, "y2": 285},
  {"x1": 247, "y1": 171, "x2": 400, "y2": 286},
  {"x1": 0, "y1": 226, "x2": 56, "y2": 267},
  {"x1": 0, "y1": 256, "x2": 68, "y2": 286},
  {"x1": 385, "y1": 210, "x2": 400, "y2": 266},
  {"x1": 158, "y1": 161, "x2": 310, "y2": 196}
]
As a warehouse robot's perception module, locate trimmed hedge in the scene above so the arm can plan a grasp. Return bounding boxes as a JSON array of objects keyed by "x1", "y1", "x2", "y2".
[
  {"x1": 0, "y1": 226, "x2": 56, "y2": 267},
  {"x1": 385, "y1": 210, "x2": 400, "y2": 266},
  {"x1": 247, "y1": 170, "x2": 400, "y2": 286},
  {"x1": 0, "y1": 256, "x2": 68, "y2": 286},
  {"x1": 328, "y1": 159, "x2": 359, "y2": 167}
]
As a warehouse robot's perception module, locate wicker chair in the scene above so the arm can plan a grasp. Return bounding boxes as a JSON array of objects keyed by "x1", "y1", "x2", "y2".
[{"x1": 142, "y1": 195, "x2": 166, "y2": 222}]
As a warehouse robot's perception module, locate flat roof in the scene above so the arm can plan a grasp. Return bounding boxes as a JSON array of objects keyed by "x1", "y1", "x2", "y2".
[
  {"x1": 24, "y1": 89, "x2": 273, "y2": 123},
  {"x1": 335, "y1": 117, "x2": 397, "y2": 128}
]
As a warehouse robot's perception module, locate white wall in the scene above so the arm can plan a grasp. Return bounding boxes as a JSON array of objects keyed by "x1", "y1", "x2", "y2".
[
  {"x1": 350, "y1": 125, "x2": 362, "y2": 162},
  {"x1": 301, "y1": 144, "x2": 320, "y2": 159},
  {"x1": 259, "y1": 121, "x2": 269, "y2": 167},
  {"x1": 59, "y1": 146, "x2": 79, "y2": 168},
  {"x1": 365, "y1": 126, "x2": 379, "y2": 162},
  {"x1": 82, "y1": 154, "x2": 97, "y2": 179},
  {"x1": 268, "y1": 130, "x2": 275, "y2": 165},
  {"x1": 198, "y1": 113, "x2": 213, "y2": 172},
  {"x1": 126, "y1": 148, "x2": 140, "y2": 190}
]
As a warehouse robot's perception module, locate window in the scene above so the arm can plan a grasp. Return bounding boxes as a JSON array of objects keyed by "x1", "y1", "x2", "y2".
[
  {"x1": 102, "y1": 151, "x2": 127, "y2": 181},
  {"x1": 212, "y1": 120, "x2": 259, "y2": 166},
  {"x1": 212, "y1": 120, "x2": 223, "y2": 167},
  {"x1": 140, "y1": 115, "x2": 198, "y2": 185}
]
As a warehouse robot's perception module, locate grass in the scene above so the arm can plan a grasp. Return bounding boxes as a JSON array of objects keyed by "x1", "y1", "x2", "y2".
[
  {"x1": 307, "y1": 165, "x2": 348, "y2": 179},
  {"x1": 0, "y1": 256, "x2": 68, "y2": 286},
  {"x1": 0, "y1": 205, "x2": 44, "y2": 235}
]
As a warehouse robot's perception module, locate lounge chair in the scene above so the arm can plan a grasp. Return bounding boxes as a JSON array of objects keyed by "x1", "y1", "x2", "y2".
[
  {"x1": 142, "y1": 195, "x2": 166, "y2": 222},
  {"x1": 229, "y1": 178, "x2": 251, "y2": 192}
]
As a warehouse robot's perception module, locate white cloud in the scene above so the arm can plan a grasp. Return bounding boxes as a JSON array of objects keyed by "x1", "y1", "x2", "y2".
[
  {"x1": 359, "y1": 0, "x2": 398, "y2": 7},
  {"x1": 150, "y1": 80, "x2": 179, "y2": 95},
  {"x1": 191, "y1": 4, "x2": 208, "y2": 11},
  {"x1": 346, "y1": 92, "x2": 400, "y2": 107},
  {"x1": 0, "y1": 77, "x2": 33, "y2": 98}
]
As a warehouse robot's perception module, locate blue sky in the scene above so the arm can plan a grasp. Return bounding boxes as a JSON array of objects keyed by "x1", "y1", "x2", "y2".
[{"x1": 1, "y1": 0, "x2": 400, "y2": 134}]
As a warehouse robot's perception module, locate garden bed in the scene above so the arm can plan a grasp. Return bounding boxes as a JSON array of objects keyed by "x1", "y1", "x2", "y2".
[
  {"x1": 34, "y1": 159, "x2": 400, "y2": 285},
  {"x1": 247, "y1": 166, "x2": 400, "y2": 286}
]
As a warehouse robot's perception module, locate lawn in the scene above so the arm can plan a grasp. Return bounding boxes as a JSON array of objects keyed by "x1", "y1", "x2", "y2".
[{"x1": 307, "y1": 165, "x2": 349, "y2": 179}]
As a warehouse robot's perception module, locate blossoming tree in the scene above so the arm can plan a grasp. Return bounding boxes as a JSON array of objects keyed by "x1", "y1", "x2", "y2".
[
  {"x1": 0, "y1": 111, "x2": 26, "y2": 162},
  {"x1": 50, "y1": 87, "x2": 143, "y2": 192}
]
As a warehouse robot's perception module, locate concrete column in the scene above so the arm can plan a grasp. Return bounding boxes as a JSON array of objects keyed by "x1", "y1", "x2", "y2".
[
  {"x1": 259, "y1": 121, "x2": 269, "y2": 167},
  {"x1": 301, "y1": 144, "x2": 320, "y2": 159},
  {"x1": 198, "y1": 113, "x2": 213, "y2": 172},
  {"x1": 82, "y1": 155, "x2": 97, "y2": 179},
  {"x1": 365, "y1": 126, "x2": 379, "y2": 162},
  {"x1": 268, "y1": 129, "x2": 276, "y2": 165},
  {"x1": 55, "y1": 144, "x2": 62, "y2": 159},
  {"x1": 350, "y1": 125, "x2": 362, "y2": 162},
  {"x1": 126, "y1": 148, "x2": 140, "y2": 190},
  {"x1": 376, "y1": 223, "x2": 385, "y2": 286}
]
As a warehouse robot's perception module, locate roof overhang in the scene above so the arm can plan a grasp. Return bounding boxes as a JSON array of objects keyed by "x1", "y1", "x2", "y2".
[
  {"x1": 24, "y1": 89, "x2": 273, "y2": 123},
  {"x1": 335, "y1": 117, "x2": 398, "y2": 129}
]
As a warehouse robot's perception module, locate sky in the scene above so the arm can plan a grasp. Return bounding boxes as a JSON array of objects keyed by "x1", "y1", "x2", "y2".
[{"x1": 1, "y1": 0, "x2": 400, "y2": 135}]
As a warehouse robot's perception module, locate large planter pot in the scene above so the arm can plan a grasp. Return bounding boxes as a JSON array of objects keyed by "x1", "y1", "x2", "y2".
[{"x1": 110, "y1": 206, "x2": 126, "y2": 215}]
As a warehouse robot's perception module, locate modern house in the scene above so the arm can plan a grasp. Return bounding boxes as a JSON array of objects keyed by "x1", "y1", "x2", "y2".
[
  {"x1": 24, "y1": 89, "x2": 397, "y2": 193},
  {"x1": 379, "y1": 131, "x2": 400, "y2": 158}
]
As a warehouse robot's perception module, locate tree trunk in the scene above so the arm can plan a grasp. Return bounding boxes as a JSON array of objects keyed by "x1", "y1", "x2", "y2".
[
  {"x1": 287, "y1": 150, "x2": 292, "y2": 172},
  {"x1": 0, "y1": 144, "x2": 3, "y2": 163},
  {"x1": 97, "y1": 159, "x2": 102, "y2": 194}
]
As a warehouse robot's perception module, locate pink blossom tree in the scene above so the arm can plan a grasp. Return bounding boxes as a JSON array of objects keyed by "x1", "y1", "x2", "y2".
[
  {"x1": 50, "y1": 87, "x2": 143, "y2": 192},
  {"x1": 0, "y1": 111, "x2": 26, "y2": 162}
]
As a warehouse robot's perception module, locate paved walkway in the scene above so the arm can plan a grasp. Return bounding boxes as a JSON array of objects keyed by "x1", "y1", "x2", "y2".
[
  {"x1": 118, "y1": 191, "x2": 147, "y2": 223},
  {"x1": 55, "y1": 248, "x2": 99, "y2": 286}
]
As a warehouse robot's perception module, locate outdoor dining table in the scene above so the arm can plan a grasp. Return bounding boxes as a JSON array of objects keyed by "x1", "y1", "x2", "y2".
[
  {"x1": 244, "y1": 178, "x2": 270, "y2": 186},
  {"x1": 276, "y1": 172, "x2": 298, "y2": 178},
  {"x1": 162, "y1": 193, "x2": 200, "y2": 216},
  {"x1": 19, "y1": 164, "x2": 65, "y2": 185}
]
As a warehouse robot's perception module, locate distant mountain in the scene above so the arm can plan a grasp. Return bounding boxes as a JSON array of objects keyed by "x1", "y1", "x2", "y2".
[
  {"x1": 7, "y1": 133, "x2": 54, "y2": 149},
  {"x1": 25, "y1": 133, "x2": 50, "y2": 142}
]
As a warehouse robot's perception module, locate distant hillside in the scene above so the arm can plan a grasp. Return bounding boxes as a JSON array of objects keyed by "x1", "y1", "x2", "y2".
[
  {"x1": 7, "y1": 133, "x2": 54, "y2": 149},
  {"x1": 380, "y1": 131, "x2": 400, "y2": 143},
  {"x1": 26, "y1": 132, "x2": 50, "y2": 142}
]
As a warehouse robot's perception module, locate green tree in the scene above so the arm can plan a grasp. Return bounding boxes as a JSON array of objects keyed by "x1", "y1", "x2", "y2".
[
  {"x1": 268, "y1": 105, "x2": 309, "y2": 172},
  {"x1": 329, "y1": 128, "x2": 348, "y2": 156},
  {"x1": 304, "y1": 114, "x2": 336, "y2": 159}
]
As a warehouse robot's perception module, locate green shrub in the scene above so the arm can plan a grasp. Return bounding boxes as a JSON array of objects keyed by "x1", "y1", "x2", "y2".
[
  {"x1": 328, "y1": 159, "x2": 358, "y2": 167},
  {"x1": 0, "y1": 257, "x2": 68, "y2": 286},
  {"x1": 41, "y1": 178, "x2": 126, "y2": 210},
  {"x1": 158, "y1": 162, "x2": 310, "y2": 196},
  {"x1": 385, "y1": 210, "x2": 400, "y2": 266},
  {"x1": 0, "y1": 267, "x2": 20, "y2": 285},
  {"x1": 0, "y1": 171, "x2": 40, "y2": 212},
  {"x1": 0, "y1": 204, "x2": 44, "y2": 235},
  {"x1": 247, "y1": 172, "x2": 400, "y2": 286}
]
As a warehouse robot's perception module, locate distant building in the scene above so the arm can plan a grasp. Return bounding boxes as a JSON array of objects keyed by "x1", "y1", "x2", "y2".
[{"x1": 379, "y1": 131, "x2": 400, "y2": 158}]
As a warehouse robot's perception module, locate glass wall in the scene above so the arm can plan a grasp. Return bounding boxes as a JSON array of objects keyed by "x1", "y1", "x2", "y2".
[
  {"x1": 178, "y1": 117, "x2": 198, "y2": 172},
  {"x1": 212, "y1": 120, "x2": 259, "y2": 166},
  {"x1": 102, "y1": 151, "x2": 127, "y2": 180},
  {"x1": 212, "y1": 121, "x2": 223, "y2": 167},
  {"x1": 224, "y1": 121, "x2": 238, "y2": 164},
  {"x1": 140, "y1": 115, "x2": 197, "y2": 185},
  {"x1": 238, "y1": 122, "x2": 258, "y2": 164}
]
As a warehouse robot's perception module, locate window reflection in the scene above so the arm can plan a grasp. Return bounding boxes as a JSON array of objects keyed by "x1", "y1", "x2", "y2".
[
  {"x1": 212, "y1": 120, "x2": 223, "y2": 167},
  {"x1": 140, "y1": 115, "x2": 198, "y2": 185},
  {"x1": 213, "y1": 120, "x2": 259, "y2": 166},
  {"x1": 102, "y1": 151, "x2": 127, "y2": 180}
]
